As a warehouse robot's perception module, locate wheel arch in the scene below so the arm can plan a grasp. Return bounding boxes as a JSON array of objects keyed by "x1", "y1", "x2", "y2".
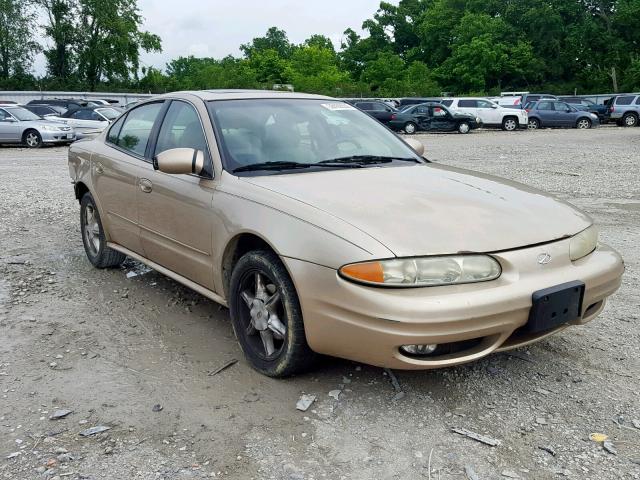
[{"x1": 220, "y1": 231, "x2": 282, "y2": 299}]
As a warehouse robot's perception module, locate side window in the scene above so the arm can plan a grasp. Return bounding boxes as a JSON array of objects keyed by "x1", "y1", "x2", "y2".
[
  {"x1": 107, "y1": 115, "x2": 126, "y2": 144},
  {"x1": 537, "y1": 101, "x2": 554, "y2": 111},
  {"x1": 635, "y1": 96, "x2": 640, "y2": 105},
  {"x1": 476, "y1": 100, "x2": 494, "y2": 109},
  {"x1": 370, "y1": 103, "x2": 386, "y2": 112},
  {"x1": 155, "y1": 101, "x2": 207, "y2": 156},
  {"x1": 113, "y1": 102, "x2": 163, "y2": 157},
  {"x1": 415, "y1": 107, "x2": 428, "y2": 114},
  {"x1": 458, "y1": 100, "x2": 477, "y2": 108},
  {"x1": 616, "y1": 96, "x2": 634, "y2": 105},
  {"x1": 431, "y1": 107, "x2": 447, "y2": 117},
  {"x1": 90, "y1": 111, "x2": 101, "y2": 121},
  {"x1": 440, "y1": 99, "x2": 453, "y2": 107},
  {"x1": 555, "y1": 102, "x2": 572, "y2": 112},
  {"x1": 0, "y1": 109, "x2": 9, "y2": 121}
]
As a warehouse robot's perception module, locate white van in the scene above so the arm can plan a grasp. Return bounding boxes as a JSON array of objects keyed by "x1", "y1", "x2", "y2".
[{"x1": 442, "y1": 97, "x2": 528, "y2": 131}]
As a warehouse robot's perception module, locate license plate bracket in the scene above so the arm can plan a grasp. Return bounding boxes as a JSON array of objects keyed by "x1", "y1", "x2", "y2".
[{"x1": 525, "y1": 281, "x2": 585, "y2": 333}]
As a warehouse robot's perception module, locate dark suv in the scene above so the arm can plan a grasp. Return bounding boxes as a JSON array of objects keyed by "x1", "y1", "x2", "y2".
[
  {"x1": 27, "y1": 99, "x2": 90, "y2": 112},
  {"x1": 353, "y1": 101, "x2": 397, "y2": 126},
  {"x1": 608, "y1": 94, "x2": 640, "y2": 127}
]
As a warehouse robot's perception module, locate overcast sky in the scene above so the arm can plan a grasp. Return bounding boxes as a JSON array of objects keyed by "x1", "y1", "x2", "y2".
[{"x1": 34, "y1": 0, "x2": 389, "y2": 75}]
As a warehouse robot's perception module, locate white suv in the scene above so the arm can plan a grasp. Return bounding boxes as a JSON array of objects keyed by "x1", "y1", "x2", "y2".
[{"x1": 442, "y1": 97, "x2": 528, "y2": 131}]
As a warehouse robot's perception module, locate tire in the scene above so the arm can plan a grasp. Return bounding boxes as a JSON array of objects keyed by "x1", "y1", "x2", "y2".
[
  {"x1": 501, "y1": 117, "x2": 518, "y2": 131},
  {"x1": 576, "y1": 118, "x2": 592, "y2": 129},
  {"x1": 458, "y1": 122, "x2": 471, "y2": 134},
  {"x1": 23, "y1": 129, "x2": 43, "y2": 148},
  {"x1": 229, "y1": 250, "x2": 316, "y2": 377},
  {"x1": 80, "y1": 193, "x2": 126, "y2": 268},
  {"x1": 622, "y1": 113, "x2": 638, "y2": 127},
  {"x1": 528, "y1": 118, "x2": 540, "y2": 130},
  {"x1": 404, "y1": 122, "x2": 417, "y2": 134}
]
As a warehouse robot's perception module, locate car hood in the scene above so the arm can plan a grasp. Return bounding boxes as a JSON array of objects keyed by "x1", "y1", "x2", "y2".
[{"x1": 242, "y1": 163, "x2": 591, "y2": 257}]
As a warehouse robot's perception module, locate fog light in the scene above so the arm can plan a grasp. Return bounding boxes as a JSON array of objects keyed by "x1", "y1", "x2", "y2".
[{"x1": 400, "y1": 344, "x2": 438, "y2": 356}]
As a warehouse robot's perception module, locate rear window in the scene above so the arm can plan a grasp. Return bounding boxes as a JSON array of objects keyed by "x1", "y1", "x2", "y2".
[
  {"x1": 616, "y1": 96, "x2": 635, "y2": 105},
  {"x1": 107, "y1": 102, "x2": 163, "y2": 157},
  {"x1": 458, "y1": 100, "x2": 476, "y2": 108},
  {"x1": 440, "y1": 100, "x2": 453, "y2": 107}
]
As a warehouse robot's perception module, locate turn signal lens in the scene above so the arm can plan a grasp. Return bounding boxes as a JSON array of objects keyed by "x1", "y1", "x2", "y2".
[
  {"x1": 339, "y1": 255, "x2": 501, "y2": 288},
  {"x1": 570, "y1": 225, "x2": 598, "y2": 261}
]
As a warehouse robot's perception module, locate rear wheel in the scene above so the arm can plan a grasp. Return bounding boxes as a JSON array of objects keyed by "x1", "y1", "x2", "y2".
[
  {"x1": 622, "y1": 112, "x2": 638, "y2": 127},
  {"x1": 229, "y1": 250, "x2": 316, "y2": 377},
  {"x1": 23, "y1": 130, "x2": 42, "y2": 148},
  {"x1": 502, "y1": 117, "x2": 518, "y2": 131},
  {"x1": 404, "y1": 122, "x2": 417, "y2": 134},
  {"x1": 527, "y1": 118, "x2": 540, "y2": 130},
  {"x1": 458, "y1": 122, "x2": 471, "y2": 134},
  {"x1": 576, "y1": 118, "x2": 592, "y2": 129},
  {"x1": 80, "y1": 193, "x2": 126, "y2": 268}
]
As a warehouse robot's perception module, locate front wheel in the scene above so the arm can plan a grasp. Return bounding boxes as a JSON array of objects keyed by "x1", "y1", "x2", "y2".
[
  {"x1": 576, "y1": 118, "x2": 592, "y2": 129},
  {"x1": 229, "y1": 250, "x2": 316, "y2": 377},
  {"x1": 23, "y1": 130, "x2": 43, "y2": 148},
  {"x1": 502, "y1": 117, "x2": 518, "y2": 131},
  {"x1": 80, "y1": 193, "x2": 126, "y2": 268},
  {"x1": 458, "y1": 122, "x2": 471, "y2": 134},
  {"x1": 528, "y1": 118, "x2": 540, "y2": 130}
]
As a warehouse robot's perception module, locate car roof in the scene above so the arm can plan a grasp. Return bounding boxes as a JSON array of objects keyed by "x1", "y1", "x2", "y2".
[{"x1": 157, "y1": 90, "x2": 333, "y2": 102}]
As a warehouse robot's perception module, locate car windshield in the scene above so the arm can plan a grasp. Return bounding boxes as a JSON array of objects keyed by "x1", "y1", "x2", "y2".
[
  {"x1": 96, "y1": 107, "x2": 122, "y2": 120},
  {"x1": 6, "y1": 107, "x2": 40, "y2": 121},
  {"x1": 208, "y1": 99, "x2": 420, "y2": 173}
]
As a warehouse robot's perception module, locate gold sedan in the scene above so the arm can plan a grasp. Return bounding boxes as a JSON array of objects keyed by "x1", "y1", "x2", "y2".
[{"x1": 68, "y1": 91, "x2": 624, "y2": 377}]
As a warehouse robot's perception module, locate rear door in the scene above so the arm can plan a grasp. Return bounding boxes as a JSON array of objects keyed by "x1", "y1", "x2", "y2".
[
  {"x1": 456, "y1": 99, "x2": 478, "y2": 118},
  {"x1": 413, "y1": 106, "x2": 432, "y2": 130},
  {"x1": 0, "y1": 108, "x2": 22, "y2": 142},
  {"x1": 536, "y1": 101, "x2": 556, "y2": 126},
  {"x1": 91, "y1": 101, "x2": 165, "y2": 255},
  {"x1": 135, "y1": 99, "x2": 216, "y2": 290}
]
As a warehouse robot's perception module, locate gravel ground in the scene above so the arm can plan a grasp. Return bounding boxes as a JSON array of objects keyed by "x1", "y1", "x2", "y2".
[{"x1": 0, "y1": 126, "x2": 639, "y2": 480}]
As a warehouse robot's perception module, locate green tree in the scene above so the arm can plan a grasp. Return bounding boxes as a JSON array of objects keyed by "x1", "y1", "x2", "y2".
[
  {"x1": 76, "y1": 0, "x2": 161, "y2": 90},
  {"x1": 36, "y1": 0, "x2": 77, "y2": 80},
  {"x1": 241, "y1": 27, "x2": 293, "y2": 59},
  {"x1": 0, "y1": 0, "x2": 40, "y2": 80},
  {"x1": 287, "y1": 44, "x2": 349, "y2": 94}
]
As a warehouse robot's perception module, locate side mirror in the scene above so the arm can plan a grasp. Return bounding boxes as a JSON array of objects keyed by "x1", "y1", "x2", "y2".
[
  {"x1": 154, "y1": 148, "x2": 205, "y2": 175},
  {"x1": 404, "y1": 137, "x2": 425, "y2": 156},
  {"x1": 491, "y1": 104, "x2": 498, "y2": 109}
]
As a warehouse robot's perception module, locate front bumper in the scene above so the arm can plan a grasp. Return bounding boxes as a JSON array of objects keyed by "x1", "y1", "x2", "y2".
[
  {"x1": 41, "y1": 130, "x2": 76, "y2": 143},
  {"x1": 284, "y1": 239, "x2": 623, "y2": 369}
]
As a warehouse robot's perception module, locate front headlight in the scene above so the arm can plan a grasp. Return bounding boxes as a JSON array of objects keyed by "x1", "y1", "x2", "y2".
[
  {"x1": 570, "y1": 225, "x2": 598, "y2": 261},
  {"x1": 590, "y1": 113, "x2": 598, "y2": 119},
  {"x1": 339, "y1": 255, "x2": 501, "y2": 288}
]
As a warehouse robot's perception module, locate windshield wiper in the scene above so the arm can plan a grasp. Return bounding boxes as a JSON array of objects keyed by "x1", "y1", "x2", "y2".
[
  {"x1": 233, "y1": 161, "x2": 312, "y2": 173},
  {"x1": 318, "y1": 155, "x2": 419, "y2": 166}
]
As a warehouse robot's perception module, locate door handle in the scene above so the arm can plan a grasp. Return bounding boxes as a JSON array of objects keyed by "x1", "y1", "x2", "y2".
[
  {"x1": 139, "y1": 178, "x2": 153, "y2": 193},
  {"x1": 94, "y1": 163, "x2": 104, "y2": 175}
]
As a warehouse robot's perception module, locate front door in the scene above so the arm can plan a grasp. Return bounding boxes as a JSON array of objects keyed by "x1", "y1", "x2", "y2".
[
  {"x1": 136, "y1": 100, "x2": 216, "y2": 290},
  {"x1": 430, "y1": 106, "x2": 455, "y2": 131},
  {"x1": 91, "y1": 101, "x2": 165, "y2": 255},
  {"x1": 553, "y1": 102, "x2": 576, "y2": 126}
]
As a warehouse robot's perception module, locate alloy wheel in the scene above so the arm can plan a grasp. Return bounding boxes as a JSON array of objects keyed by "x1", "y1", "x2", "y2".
[
  {"x1": 405, "y1": 122, "x2": 417, "y2": 134},
  {"x1": 239, "y1": 271, "x2": 287, "y2": 359},
  {"x1": 504, "y1": 119, "x2": 517, "y2": 131},
  {"x1": 577, "y1": 119, "x2": 591, "y2": 129},
  {"x1": 83, "y1": 204, "x2": 101, "y2": 255},
  {"x1": 458, "y1": 122, "x2": 470, "y2": 134},
  {"x1": 528, "y1": 119, "x2": 539, "y2": 129},
  {"x1": 624, "y1": 115, "x2": 637, "y2": 127},
  {"x1": 25, "y1": 132, "x2": 41, "y2": 147}
]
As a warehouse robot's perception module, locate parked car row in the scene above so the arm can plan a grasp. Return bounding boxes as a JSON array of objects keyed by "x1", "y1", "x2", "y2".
[
  {"x1": 0, "y1": 100, "x2": 124, "y2": 147},
  {"x1": 348, "y1": 93, "x2": 639, "y2": 133}
]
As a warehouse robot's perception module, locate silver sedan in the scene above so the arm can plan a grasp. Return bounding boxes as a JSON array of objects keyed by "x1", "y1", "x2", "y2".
[{"x1": 0, "y1": 105, "x2": 76, "y2": 148}]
